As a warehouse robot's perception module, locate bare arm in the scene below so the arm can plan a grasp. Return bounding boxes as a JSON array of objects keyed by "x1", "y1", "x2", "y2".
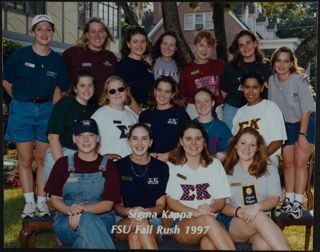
[
  {"x1": 144, "y1": 195, "x2": 166, "y2": 216},
  {"x1": 266, "y1": 140, "x2": 283, "y2": 157},
  {"x1": 128, "y1": 93, "x2": 142, "y2": 116},
  {"x1": 47, "y1": 134, "x2": 63, "y2": 162},
  {"x1": 3, "y1": 80, "x2": 13, "y2": 98},
  {"x1": 81, "y1": 200, "x2": 114, "y2": 214},
  {"x1": 221, "y1": 90, "x2": 227, "y2": 99},
  {"x1": 166, "y1": 195, "x2": 198, "y2": 216},
  {"x1": 210, "y1": 198, "x2": 226, "y2": 213},
  {"x1": 52, "y1": 86, "x2": 66, "y2": 104}
]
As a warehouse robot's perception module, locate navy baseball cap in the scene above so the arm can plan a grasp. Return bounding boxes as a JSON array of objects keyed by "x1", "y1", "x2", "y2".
[{"x1": 73, "y1": 118, "x2": 99, "y2": 135}]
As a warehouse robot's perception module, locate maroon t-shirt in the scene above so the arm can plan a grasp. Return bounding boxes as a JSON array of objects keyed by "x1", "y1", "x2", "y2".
[
  {"x1": 44, "y1": 153, "x2": 121, "y2": 203},
  {"x1": 62, "y1": 46, "x2": 118, "y2": 99},
  {"x1": 179, "y1": 58, "x2": 224, "y2": 105}
]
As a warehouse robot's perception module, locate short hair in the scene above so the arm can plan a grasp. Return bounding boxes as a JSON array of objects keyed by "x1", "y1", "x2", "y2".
[
  {"x1": 193, "y1": 30, "x2": 215, "y2": 45},
  {"x1": 240, "y1": 72, "x2": 264, "y2": 86}
]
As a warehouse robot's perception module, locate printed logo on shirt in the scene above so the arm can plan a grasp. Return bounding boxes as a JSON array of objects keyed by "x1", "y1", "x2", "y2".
[
  {"x1": 180, "y1": 183, "x2": 211, "y2": 201},
  {"x1": 167, "y1": 118, "x2": 178, "y2": 125},
  {"x1": 237, "y1": 84, "x2": 243, "y2": 92},
  {"x1": 46, "y1": 71, "x2": 58, "y2": 78},
  {"x1": 82, "y1": 62, "x2": 92, "y2": 67},
  {"x1": 25, "y1": 62, "x2": 35, "y2": 68},
  {"x1": 209, "y1": 137, "x2": 222, "y2": 153},
  {"x1": 103, "y1": 60, "x2": 113, "y2": 67},
  {"x1": 240, "y1": 183, "x2": 258, "y2": 206},
  {"x1": 116, "y1": 125, "x2": 131, "y2": 138},
  {"x1": 195, "y1": 76, "x2": 220, "y2": 96},
  {"x1": 238, "y1": 118, "x2": 261, "y2": 131},
  {"x1": 148, "y1": 177, "x2": 159, "y2": 185}
]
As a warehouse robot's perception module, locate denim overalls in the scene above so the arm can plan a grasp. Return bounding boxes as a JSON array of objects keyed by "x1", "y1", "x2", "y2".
[{"x1": 53, "y1": 155, "x2": 116, "y2": 249}]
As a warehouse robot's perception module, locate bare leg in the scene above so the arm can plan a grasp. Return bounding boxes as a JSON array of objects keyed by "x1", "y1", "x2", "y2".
[
  {"x1": 35, "y1": 141, "x2": 49, "y2": 196},
  {"x1": 294, "y1": 143, "x2": 313, "y2": 195},
  {"x1": 283, "y1": 145, "x2": 295, "y2": 193},
  {"x1": 16, "y1": 142, "x2": 34, "y2": 193},
  {"x1": 128, "y1": 232, "x2": 141, "y2": 249},
  {"x1": 249, "y1": 233, "x2": 272, "y2": 250},
  {"x1": 200, "y1": 235, "x2": 216, "y2": 250}
]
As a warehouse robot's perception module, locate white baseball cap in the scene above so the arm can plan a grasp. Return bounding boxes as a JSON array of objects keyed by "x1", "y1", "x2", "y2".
[{"x1": 32, "y1": 14, "x2": 54, "y2": 27}]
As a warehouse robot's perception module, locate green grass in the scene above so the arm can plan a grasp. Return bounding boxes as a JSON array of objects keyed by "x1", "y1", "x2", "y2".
[{"x1": 4, "y1": 186, "x2": 313, "y2": 250}]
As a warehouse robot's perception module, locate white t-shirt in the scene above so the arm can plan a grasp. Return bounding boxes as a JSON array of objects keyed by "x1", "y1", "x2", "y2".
[
  {"x1": 166, "y1": 159, "x2": 231, "y2": 209},
  {"x1": 232, "y1": 99, "x2": 287, "y2": 159},
  {"x1": 91, "y1": 105, "x2": 138, "y2": 157}
]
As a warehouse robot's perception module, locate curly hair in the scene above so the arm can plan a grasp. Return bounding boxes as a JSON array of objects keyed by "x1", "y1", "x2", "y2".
[
  {"x1": 169, "y1": 121, "x2": 213, "y2": 167},
  {"x1": 229, "y1": 30, "x2": 266, "y2": 66},
  {"x1": 99, "y1": 75, "x2": 131, "y2": 106},
  {"x1": 193, "y1": 30, "x2": 215, "y2": 45},
  {"x1": 270, "y1": 47, "x2": 305, "y2": 75},
  {"x1": 120, "y1": 26, "x2": 151, "y2": 58},
  {"x1": 147, "y1": 76, "x2": 185, "y2": 109},
  {"x1": 151, "y1": 31, "x2": 186, "y2": 69},
  {"x1": 223, "y1": 127, "x2": 269, "y2": 178},
  {"x1": 76, "y1": 17, "x2": 114, "y2": 49}
]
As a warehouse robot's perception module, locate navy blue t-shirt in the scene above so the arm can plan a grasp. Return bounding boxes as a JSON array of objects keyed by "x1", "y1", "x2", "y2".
[
  {"x1": 116, "y1": 156, "x2": 169, "y2": 208},
  {"x1": 4, "y1": 45, "x2": 68, "y2": 101},
  {"x1": 139, "y1": 107, "x2": 191, "y2": 153},
  {"x1": 115, "y1": 56, "x2": 155, "y2": 105}
]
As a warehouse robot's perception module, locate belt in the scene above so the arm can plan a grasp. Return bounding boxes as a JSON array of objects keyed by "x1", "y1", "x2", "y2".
[{"x1": 18, "y1": 98, "x2": 50, "y2": 104}]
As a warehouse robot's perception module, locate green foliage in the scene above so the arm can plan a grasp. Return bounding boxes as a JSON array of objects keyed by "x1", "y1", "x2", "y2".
[
  {"x1": 2, "y1": 38, "x2": 22, "y2": 61},
  {"x1": 259, "y1": 2, "x2": 309, "y2": 18}
]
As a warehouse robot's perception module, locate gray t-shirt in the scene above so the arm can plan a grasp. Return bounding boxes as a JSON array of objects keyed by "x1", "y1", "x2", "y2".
[
  {"x1": 268, "y1": 73, "x2": 315, "y2": 123},
  {"x1": 226, "y1": 163, "x2": 281, "y2": 208},
  {"x1": 153, "y1": 57, "x2": 179, "y2": 83}
]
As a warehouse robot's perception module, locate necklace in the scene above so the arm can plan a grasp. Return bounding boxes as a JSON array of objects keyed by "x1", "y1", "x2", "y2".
[{"x1": 130, "y1": 157, "x2": 150, "y2": 177}]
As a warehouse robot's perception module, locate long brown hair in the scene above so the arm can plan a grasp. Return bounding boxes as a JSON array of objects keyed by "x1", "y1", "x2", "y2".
[
  {"x1": 76, "y1": 17, "x2": 114, "y2": 49},
  {"x1": 223, "y1": 127, "x2": 269, "y2": 178},
  {"x1": 169, "y1": 121, "x2": 213, "y2": 167},
  {"x1": 229, "y1": 30, "x2": 266, "y2": 66},
  {"x1": 270, "y1": 47, "x2": 305, "y2": 75}
]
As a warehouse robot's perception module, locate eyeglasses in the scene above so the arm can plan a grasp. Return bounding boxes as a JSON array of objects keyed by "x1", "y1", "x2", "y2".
[{"x1": 108, "y1": 87, "x2": 126, "y2": 95}]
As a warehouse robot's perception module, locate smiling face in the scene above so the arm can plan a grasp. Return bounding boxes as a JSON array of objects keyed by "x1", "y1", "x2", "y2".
[
  {"x1": 274, "y1": 52, "x2": 293, "y2": 76},
  {"x1": 236, "y1": 133, "x2": 258, "y2": 162},
  {"x1": 106, "y1": 80, "x2": 127, "y2": 110},
  {"x1": 180, "y1": 128, "x2": 205, "y2": 158},
  {"x1": 73, "y1": 132, "x2": 99, "y2": 154},
  {"x1": 32, "y1": 21, "x2": 53, "y2": 46},
  {"x1": 243, "y1": 77, "x2": 263, "y2": 106},
  {"x1": 194, "y1": 38, "x2": 213, "y2": 63},
  {"x1": 74, "y1": 76, "x2": 95, "y2": 105},
  {"x1": 194, "y1": 91, "x2": 214, "y2": 118},
  {"x1": 238, "y1": 35, "x2": 257, "y2": 62},
  {"x1": 127, "y1": 33, "x2": 147, "y2": 59},
  {"x1": 160, "y1": 35, "x2": 177, "y2": 61},
  {"x1": 86, "y1": 21, "x2": 107, "y2": 51},
  {"x1": 128, "y1": 126, "x2": 153, "y2": 158},
  {"x1": 154, "y1": 81, "x2": 174, "y2": 109}
]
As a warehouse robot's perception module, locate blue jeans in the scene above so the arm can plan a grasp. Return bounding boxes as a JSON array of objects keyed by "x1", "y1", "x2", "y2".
[
  {"x1": 222, "y1": 103, "x2": 238, "y2": 131},
  {"x1": 5, "y1": 100, "x2": 53, "y2": 143}
]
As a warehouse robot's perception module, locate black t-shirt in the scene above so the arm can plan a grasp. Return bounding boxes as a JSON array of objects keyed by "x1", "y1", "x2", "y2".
[
  {"x1": 220, "y1": 60, "x2": 272, "y2": 108},
  {"x1": 116, "y1": 156, "x2": 169, "y2": 208}
]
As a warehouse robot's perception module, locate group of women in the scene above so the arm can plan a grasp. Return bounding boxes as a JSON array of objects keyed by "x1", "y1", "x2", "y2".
[{"x1": 3, "y1": 14, "x2": 315, "y2": 250}]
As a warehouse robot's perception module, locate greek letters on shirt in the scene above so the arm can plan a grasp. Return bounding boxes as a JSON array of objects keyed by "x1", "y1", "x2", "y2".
[
  {"x1": 238, "y1": 118, "x2": 261, "y2": 131},
  {"x1": 167, "y1": 118, "x2": 178, "y2": 125},
  {"x1": 113, "y1": 120, "x2": 132, "y2": 139},
  {"x1": 180, "y1": 183, "x2": 211, "y2": 201},
  {"x1": 194, "y1": 75, "x2": 220, "y2": 96}
]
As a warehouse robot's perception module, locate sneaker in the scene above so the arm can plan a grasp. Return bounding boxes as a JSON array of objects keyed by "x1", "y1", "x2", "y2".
[
  {"x1": 22, "y1": 201, "x2": 36, "y2": 219},
  {"x1": 280, "y1": 198, "x2": 293, "y2": 214},
  {"x1": 36, "y1": 201, "x2": 50, "y2": 217},
  {"x1": 288, "y1": 201, "x2": 303, "y2": 219}
]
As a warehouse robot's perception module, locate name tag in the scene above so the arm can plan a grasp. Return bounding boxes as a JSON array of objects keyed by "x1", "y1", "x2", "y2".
[
  {"x1": 25, "y1": 62, "x2": 35, "y2": 68},
  {"x1": 82, "y1": 62, "x2": 92, "y2": 67},
  {"x1": 66, "y1": 177, "x2": 78, "y2": 183},
  {"x1": 113, "y1": 120, "x2": 121, "y2": 124},
  {"x1": 190, "y1": 70, "x2": 200, "y2": 76},
  {"x1": 177, "y1": 173, "x2": 187, "y2": 180},
  {"x1": 231, "y1": 182, "x2": 241, "y2": 187},
  {"x1": 121, "y1": 176, "x2": 133, "y2": 181}
]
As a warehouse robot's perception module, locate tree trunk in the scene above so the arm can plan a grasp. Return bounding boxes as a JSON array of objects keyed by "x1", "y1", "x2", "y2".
[
  {"x1": 161, "y1": 2, "x2": 194, "y2": 64},
  {"x1": 119, "y1": 2, "x2": 140, "y2": 27},
  {"x1": 212, "y1": 3, "x2": 228, "y2": 63},
  {"x1": 294, "y1": 24, "x2": 317, "y2": 70}
]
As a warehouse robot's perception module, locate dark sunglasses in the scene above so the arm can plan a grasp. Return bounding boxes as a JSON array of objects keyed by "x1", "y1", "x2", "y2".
[{"x1": 108, "y1": 87, "x2": 126, "y2": 95}]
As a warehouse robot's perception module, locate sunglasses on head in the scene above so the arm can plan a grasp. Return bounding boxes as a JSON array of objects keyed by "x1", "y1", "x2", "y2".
[{"x1": 108, "y1": 86, "x2": 126, "y2": 95}]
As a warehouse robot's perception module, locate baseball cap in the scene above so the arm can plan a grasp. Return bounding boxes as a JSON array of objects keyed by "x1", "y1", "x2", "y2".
[
  {"x1": 32, "y1": 14, "x2": 54, "y2": 27},
  {"x1": 73, "y1": 118, "x2": 99, "y2": 135}
]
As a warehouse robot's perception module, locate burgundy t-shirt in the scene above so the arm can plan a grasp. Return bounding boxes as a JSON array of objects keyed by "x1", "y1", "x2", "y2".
[
  {"x1": 44, "y1": 153, "x2": 121, "y2": 203},
  {"x1": 62, "y1": 46, "x2": 118, "y2": 99}
]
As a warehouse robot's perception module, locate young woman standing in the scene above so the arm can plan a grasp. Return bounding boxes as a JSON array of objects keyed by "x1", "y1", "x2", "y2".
[
  {"x1": 221, "y1": 127, "x2": 289, "y2": 250},
  {"x1": 269, "y1": 47, "x2": 315, "y2": 219},
  {"x1": 3, "y1": 15, "x2": 68, "y2": 218},
  {"x1": 45, "y1": 118, "x2": 120, "y2": 248},
  {"x1": 114, "y1": 123, "x2": 169, "y2": 249},
  {"x1": 139, "y1": 76, "x2": 190, "y2": 162},
  {"x1": 91, "y1": 76, "x2": 138, "y2": 160},
  {"x1": 166, "y1": 121, "x2": 235, "y2": 250},
  {"x1": 44, "y1": 70, "x2": 99, "y2": 181}
]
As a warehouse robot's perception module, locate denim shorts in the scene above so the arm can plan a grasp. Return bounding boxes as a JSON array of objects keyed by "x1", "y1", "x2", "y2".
[
  {"x1": 5, "y1": 100, "x2": 53, "y2": 143},
  {"x1": 216, "y1": 213, "x2": 233, "y2": 231},
  {"x1": 285, "y1": 112, "x2": 315, "y2": 145}
]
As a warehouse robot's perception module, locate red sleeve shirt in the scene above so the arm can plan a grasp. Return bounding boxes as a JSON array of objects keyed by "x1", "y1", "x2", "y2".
[
  {"x1": 179, "y1": 59, "x2": 225, "y2": 105},
  {"x1": 44, "y1": 153, "x2": 121, "y2": 203}
]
